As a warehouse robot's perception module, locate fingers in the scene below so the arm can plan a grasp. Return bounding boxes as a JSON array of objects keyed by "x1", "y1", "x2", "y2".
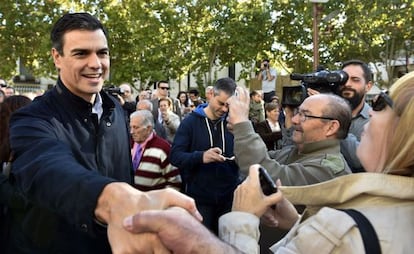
[
  {"x1": 211, "y1": 147, "x2": 223, "y2": 155},
  {"x1": 149, "y1": 188, "x2": 203, "y2": 221},
  {"x1": 248, "y1": 164, "x2": 261, "y2": 183},
  {"x1": 123, "y1": 210, "x2": 163, "y2": 234},
  {"x1": 235, "y1": 87, "x2": 249, "y2": 103},
  {"x1": 203, "y1": 147, "x2": 226, "y2": 163},
  {"x1": 276, "y1": 179, "x2": 282, "y2": 187}
]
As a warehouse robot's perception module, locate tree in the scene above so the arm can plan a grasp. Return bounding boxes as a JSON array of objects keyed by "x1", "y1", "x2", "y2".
[{"x1": 0, "y1": 0, "x2": 412, "y2": 88}]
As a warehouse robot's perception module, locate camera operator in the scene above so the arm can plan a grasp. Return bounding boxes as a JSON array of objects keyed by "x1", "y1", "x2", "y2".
[
  {"x1": 257, "y1": 59, "x2": 277, "y2": 103},
  {"x1": 336, "y1": 59, "x2": 373, "y2": 172},
  {"x1": 105, "y1": 83, "x2": 136, "y2": 122}
]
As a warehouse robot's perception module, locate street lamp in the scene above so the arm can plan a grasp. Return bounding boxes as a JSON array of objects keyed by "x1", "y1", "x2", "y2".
[{"x1": 309, "y1": 0, "x2": 329, "y2": 71}]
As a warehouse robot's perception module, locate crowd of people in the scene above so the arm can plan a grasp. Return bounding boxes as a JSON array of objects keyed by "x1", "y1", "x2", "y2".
[{"x1": 0, "y1": 12, "x2": 413, "y2": 254}]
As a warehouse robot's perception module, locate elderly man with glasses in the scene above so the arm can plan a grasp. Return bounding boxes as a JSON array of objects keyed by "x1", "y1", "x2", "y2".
[{"x1": 228, "y1": 90, "x2": 352, "y2": 187}]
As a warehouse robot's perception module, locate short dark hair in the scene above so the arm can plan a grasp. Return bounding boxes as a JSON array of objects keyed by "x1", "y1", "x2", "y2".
[
  {"x1": 250, "y1": 90, "x2": 260, "y2": 98},
  {"x1": 341, "y1": 59, "x2": 373, "y2": 83},
  {"x1": 213, "y1": 77, "x2": 237, "y2": 96},
  {"x1": 157, "y1": 80, "x2": 169, "y2": 88},
  {"x1": 188, "y1": 89, "x2": 199, "y2": 96},
  {"x1": 50, "y1": 13, "x2": 107, "y2": 55}
]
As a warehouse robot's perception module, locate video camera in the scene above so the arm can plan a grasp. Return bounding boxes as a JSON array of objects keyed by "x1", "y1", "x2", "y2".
[
  {"x1": 103, "y1": 85, "x2": 125, "y2": 96},
  {"x1": 281, "y1": 69, "x2": 348, "y2": 107}
]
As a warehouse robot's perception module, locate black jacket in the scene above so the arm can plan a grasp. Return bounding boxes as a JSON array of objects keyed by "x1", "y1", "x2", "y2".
[{"x1": 9, "y1": 79, "x2": 133, "y2": 253}]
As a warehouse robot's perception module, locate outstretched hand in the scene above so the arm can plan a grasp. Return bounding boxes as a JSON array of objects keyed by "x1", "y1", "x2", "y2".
[
  {"x1": 95, "y1": 183, "x2": 202, "y2": 253},
  {"x1": 226, "y1": 87, "x2": 250, "y2": 126},
  {"x1": 123, "y1": 207, "x2": 237, "y2": 253}
]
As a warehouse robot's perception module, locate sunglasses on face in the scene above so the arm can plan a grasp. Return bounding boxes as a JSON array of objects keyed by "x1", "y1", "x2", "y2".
[
  {"x1": 159, "y1": 87, "x2": 170, "y2": 90},
  {"x1": 372, "y1": 92, "x2": 393, "y2": 111}
]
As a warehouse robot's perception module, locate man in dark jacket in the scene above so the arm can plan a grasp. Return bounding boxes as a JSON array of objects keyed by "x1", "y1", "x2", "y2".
[
  {"x1": 170, "y1": 77, "x2": 240, "y2": 235},
  {"x1": 7, "y1": 12, "x2": 199, "y2": 254}
]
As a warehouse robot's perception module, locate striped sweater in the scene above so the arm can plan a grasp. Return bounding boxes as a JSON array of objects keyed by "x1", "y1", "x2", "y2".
[{"x1": 132, "y1": 134, "x2": 181, "y2": 191}]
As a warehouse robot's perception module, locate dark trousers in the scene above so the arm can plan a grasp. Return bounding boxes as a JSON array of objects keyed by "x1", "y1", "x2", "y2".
[
  {"x1": 263, "y1": 91, "x2": 276, "y2": 103},
  {"x1": 196, "y1": 202, "x2": 232, "y2": 236}
]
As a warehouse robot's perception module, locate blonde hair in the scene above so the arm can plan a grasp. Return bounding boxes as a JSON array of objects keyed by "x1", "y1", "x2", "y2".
[{"x1": 385, "y1": 71, "x2": 414, "y2": 176}]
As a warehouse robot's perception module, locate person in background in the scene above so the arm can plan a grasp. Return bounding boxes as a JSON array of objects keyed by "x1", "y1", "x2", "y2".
[
  {"x1": 338, "y1": 59, "x2": 373, "y2": 173},
  {"x1": 177, "y1": 91, "x2": 192, "y2": 120},
  {"x1": 117, "y1": 82, "x2": 136, "y2": 121},
  {"x1": 0, "y1": 95, "x2": 32, "y2": 248},
  {"x1": 270, "y1": 95, "x2": 286, "y2": 125},
  {"x1": 257, "y1": 59, "x2": 277, "y2": 103},
  {"x1": 123, "y1": 71, "x2": 414, "y2": 254},
  {"x1": 170, "y1": 77, "x2": 240, "y2": 235},
  {"x1": 255, "y1": 102, "x2": 283, "y2": 151},
  {"x1": 4, "y1": 87, "x2": 15, "y2": 97},
  {"x1": 129, "y1": 110, "x2": 181, "y2": 191},
  {"x1": 205, "y1": 85, "x2": 214, "y2": 103},
  {"x1": 308, "y1": 59, "x2": 373, "y2": 173},
  {"x1": 0, "y1": 78, "x2": 7, "y2": 94},
  {"x1": 0, "y1": 89, "x2": 5, "y2": 103},
  {"x1": 7, "y1": 12, "x2": 200, "y2": 253},
  {"x1": 188, "y1": 88, "x2": 205, "y2": 106},
  {"x1": 248, "y1": 90, "x2": 265, "y2": 126},
  {"x1": 119, "y1": 83, "x2": 134, "y2": 102},
  {"x1": 230, "y1": 90, "x2": 352, "y2": 186},
  {"x1": 151, "y1": 80, "x2": 181, "y2": 121},
  {"x1": 270, "y1": 95, "x2": 279, "y2": 104},
  {"x1": 159, "y1": 97, "x2": 180, "y2": 143},
  {"x1": 0, "y1": 95, "x2": 32, "y2": 169},
  {"x1": 137, "y1": 89, "x2": 151, "y2": 102},
  {"x1": 136, "y1": 99, "x2": 167, "y2": 140}
]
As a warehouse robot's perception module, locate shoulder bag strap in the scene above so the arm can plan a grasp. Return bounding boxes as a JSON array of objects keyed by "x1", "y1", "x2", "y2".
[{"x1": 340, "y1": 209, "x2": 382, "y2": 254}]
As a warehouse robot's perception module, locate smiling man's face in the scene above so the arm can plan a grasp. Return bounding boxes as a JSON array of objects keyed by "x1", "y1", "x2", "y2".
[{"x1": 52, "y1": 29, "x2": 110, "y2": 103}]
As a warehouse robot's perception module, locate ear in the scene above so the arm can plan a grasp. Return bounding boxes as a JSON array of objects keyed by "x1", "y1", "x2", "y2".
[
  {"x1": 325, "y1": 120, "x2": 340, "y2": 137},
  {"x1": 51, "y1": 48, "x2": 62, "y2": 69}
]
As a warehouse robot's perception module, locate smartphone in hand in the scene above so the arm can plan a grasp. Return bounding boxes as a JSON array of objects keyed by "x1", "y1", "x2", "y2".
[{"x1": 258, "y1": 167, "x2": 277, "y2": 195}]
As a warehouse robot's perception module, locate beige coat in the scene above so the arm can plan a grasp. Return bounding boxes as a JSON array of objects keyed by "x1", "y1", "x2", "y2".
[{"x1": 219, "y1": 173, "x2": 414, "y2": 254}]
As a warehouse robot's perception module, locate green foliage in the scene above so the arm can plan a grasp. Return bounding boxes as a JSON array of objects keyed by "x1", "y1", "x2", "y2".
[{"x1": 0, "y1": 0, "x2": 413, "y2": 88}]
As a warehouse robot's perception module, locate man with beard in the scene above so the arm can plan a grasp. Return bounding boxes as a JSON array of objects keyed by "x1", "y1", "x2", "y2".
[{"x1": 338, "y1": 59, "x2": 373, "y2": 172}]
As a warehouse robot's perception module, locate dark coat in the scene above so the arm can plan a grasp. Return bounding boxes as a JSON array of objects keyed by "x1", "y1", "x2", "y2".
[
  {"x1": 254, "y1": 120, "x2": 283, "y2": 151},
  {"x1": 8, "y1": 79, "x2": 133, "y2": 253}
]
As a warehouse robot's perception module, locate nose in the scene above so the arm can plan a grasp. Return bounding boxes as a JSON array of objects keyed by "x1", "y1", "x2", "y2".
[
  {"x1": 343, "y1": 78, "x2": 352, "y2": 87},
  {"x1": 222, "y1": 104, "x2": 229, "y2": 112},
  {"x1": 88, "y1": 53, "x2": 102, "y2": 69},
  {"x1": 291, "y1": 113, "x2": 300, "y2": 124}
]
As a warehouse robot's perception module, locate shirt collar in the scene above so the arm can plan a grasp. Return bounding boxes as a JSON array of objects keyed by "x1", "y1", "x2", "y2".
[{"x1": 92, "y1": 93, "x2": 103, "y2": 120}]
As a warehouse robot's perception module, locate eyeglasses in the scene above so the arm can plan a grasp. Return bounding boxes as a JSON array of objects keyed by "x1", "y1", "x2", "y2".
[
  {"x1": 159, "y1": 87, "x2": 170, "y2": 90},
  {"x1": 294, "y1": 109, "x2": 336, "y2": 123},
  {"x1": 372, "y1": 92, "x2": 393, "y2": 111}
]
